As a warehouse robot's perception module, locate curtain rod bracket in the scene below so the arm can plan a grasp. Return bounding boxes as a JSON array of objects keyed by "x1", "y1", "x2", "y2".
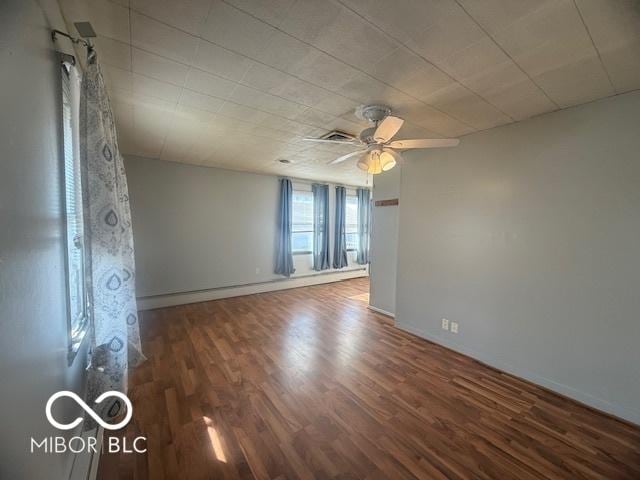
[
  {"x1": 52, "y1": 29, "x2": 97, "y2": 64},
  {"x1": 51, "y1": 29, "x2": 91, "y2": 48}
]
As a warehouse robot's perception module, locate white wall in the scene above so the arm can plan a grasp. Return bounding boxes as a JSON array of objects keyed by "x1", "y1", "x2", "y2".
[
  {"x1": 395, "y1": 91, "x2": 640, "y2": 424},
  {"x1": 0, "y1": 1, "x2": 89, "y2": 478},
  {"x1": 369, "y1": 168, "x2": 401, "y2": 316},
  {"x1": 125, "y1": 156, "x2": 365, "y2": 301}
]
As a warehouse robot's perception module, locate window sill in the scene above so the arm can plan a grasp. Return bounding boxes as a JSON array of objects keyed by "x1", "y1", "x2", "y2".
[
  {"x1": 67, "y1": 323, "x2": 89, "y2": 367},
  {"x1": 293, "y1": 251, "x2": 313, "y2": 255}
]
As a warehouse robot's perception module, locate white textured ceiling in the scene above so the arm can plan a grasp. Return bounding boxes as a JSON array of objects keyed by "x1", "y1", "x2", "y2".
[{"x1": 58, "y1": 0, "x2": 640, "y2": 185}]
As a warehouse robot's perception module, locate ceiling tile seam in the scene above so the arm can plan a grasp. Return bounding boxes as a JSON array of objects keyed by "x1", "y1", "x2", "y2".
[
  {"x1": 96, "y1": 1, "x2": 474, "y2": 141},
  {"x1": 122, "y1": 0, "x2": 159, "y2": 155},
  {"x1": 459, "y1": 87, "x2": 640, "y2": 142},
  {"x1": 103, "y1": 0, "x2": 515, "y2": 136},
  {"x1": 109, "y1": 80, "x2": 335, "y2": 141},
  {"x1": 107, "y1": 4, "x2": 472, "y2": 136},
  {"x1": 571, "y1": 0, "x2": 617, "y2": 95},
  {"x1": 156, "y1": 0, "x2": 219, "y2": 162},
  {"x1": 113, "y1": 69, "x2": 365, "y2": 147},
  {"x1": 126, "y1": 74, "x2": 347, "y2": 137},
  {"x1": 121, "y1": 0, "x2": 141, "y2": 155},
  {"x1": 102, "y1": 53, "x2": 447, "y2": 144},
  {"x1": 206, "y1": 48, "x2": 289, "y2": 153},
  {"x1": 157, "y1": 47, "x2": 203, "y2": 161},
  {"x1": 216, "y1": 0, "x2": 478, "y2": 133},
  {"x1": 94, "y1": 35, "x2": 351, "y2": 128},
  {"x1": 126, "y1": 0, "x2": 133, "y2": 76},
  {"x1": 96, "y1": 18, "x2": 367, "y2": 125},
  {"x1": 97, "y1": 40, "x2": 342, "y2": 125},
  {"x1": 96, "y1": 8, "x2": 361, "y2": 182},
  {"x1": 332, "y1": 0, "x2": 516, "y2": 123},
  {"x1": 198, "y1": 0, "x2": 218, "y2": 38},
  {"x1": 452, "y1": 0, "x2": 561, "y2": 109}
]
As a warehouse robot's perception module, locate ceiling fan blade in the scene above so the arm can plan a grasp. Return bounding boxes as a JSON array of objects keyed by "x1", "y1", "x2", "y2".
[
  {"x1": 301, "y1": 137, "x2": 359, "y2": 145},
  {"x1": 374, "y1": 116, "x2": 404, "y2": 143},
  {"x1": 328, "y1": 149, "x2": 367, "y2": 165},
  {"x1": 388, "y1": 138, "x2": 460, "y2": 149}
]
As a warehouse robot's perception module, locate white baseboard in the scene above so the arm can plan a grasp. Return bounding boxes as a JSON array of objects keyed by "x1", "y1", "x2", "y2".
[
  {"x1": 396, "y1": 321, "x2": 640, "y2": 426},
  {"x1": 367, "y1": 305, "x2": 395, "y2": 318},
  {"x1": 138, "y1": 269, "x2": 368, "y2": 310},
  {"x1": 68, "y1": 427, "x2": 102, "y2": 480}
]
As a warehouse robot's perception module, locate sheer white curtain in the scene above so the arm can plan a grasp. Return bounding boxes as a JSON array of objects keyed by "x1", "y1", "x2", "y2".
[{"x1": 80, "y1": 56, "x2": 144, "y2": 424}]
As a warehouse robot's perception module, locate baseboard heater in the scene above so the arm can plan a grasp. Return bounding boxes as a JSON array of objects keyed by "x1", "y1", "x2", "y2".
[{"x1": 137, "y1": 268, "x2": 368, "y2": 310}]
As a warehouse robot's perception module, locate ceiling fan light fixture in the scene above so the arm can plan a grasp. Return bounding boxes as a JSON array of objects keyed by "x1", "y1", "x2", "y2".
[
  {"x1": 380, "y1": 150, "x2": 397, "y2": 172},
  {"x1": 367, "y1": 150, "x2": 383, "y2": 175},
  {"x1": 356, "y1": 154, "x2": 369, "y2": 172},
  {"x1": 355, "y1": 148, "x2": 398, "y2": 175}
]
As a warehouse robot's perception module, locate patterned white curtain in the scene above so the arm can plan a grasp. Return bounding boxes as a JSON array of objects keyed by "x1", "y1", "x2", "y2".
[{"x1": 80, "y1": 56, "x2": 145, "y2": 424}]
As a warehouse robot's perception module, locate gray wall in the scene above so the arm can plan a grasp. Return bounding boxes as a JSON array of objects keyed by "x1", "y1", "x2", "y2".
[
  {"x1": 396, "y1": 90, "x2": 640, "y2": 424},
  {"x1": 0, "y1": 1, "x2": 88, "y2": 478},
  {"x1": 369, "y1": 168, "x2": 401, "y2": 315},
  {"x1": 125, "y1": 155, "x2": 364, "y2": 298}
]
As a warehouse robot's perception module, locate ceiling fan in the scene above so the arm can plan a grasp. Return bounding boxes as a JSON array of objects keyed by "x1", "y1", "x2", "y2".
[{"x1": 302, "y1": 104, "x2": 460, "y2": 174}]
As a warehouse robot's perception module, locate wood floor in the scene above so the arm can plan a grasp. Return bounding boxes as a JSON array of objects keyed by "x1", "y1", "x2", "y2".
[{"x1": 99, "y1": 278, "x2": 640, "y2": 480}]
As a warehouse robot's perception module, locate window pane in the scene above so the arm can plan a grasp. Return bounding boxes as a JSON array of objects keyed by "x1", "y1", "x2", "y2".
[
  {"x1": 292, "y1": 231, "x2": 313, "y2": 253},
  {"x1": 292, "y1": 190, "x2": 314, "y2": 252},
  {"x1": 346, "y1": 232, "x2": 358, "y2": 250},
  {"x1": 62, "y1": 64, "x2": 87, "y2": 345},
  {"x1": 345, "y1": 195, "x2": 358, "y2": 249}
]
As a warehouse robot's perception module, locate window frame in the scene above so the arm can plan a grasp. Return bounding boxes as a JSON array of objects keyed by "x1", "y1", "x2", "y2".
[
  {"x1": 291, "y1": 187, "x2": 314, "y2": 255},
  {"x1": 60, "y1": 57, "x2": 89, "y2": 366}
]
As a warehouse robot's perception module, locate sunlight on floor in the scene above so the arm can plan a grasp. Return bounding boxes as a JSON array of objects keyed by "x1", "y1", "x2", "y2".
[
  {"x1": 203, "y1": 417, "x2": 227, "y2": 463},
  {"x1": 348, "y1": 292, "x2": 370, "y2": 303}
]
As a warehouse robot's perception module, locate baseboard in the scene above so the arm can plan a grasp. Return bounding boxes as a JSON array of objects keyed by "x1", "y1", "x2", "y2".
[
  {"x1": 396, "y1": 321, "x2": 640, "y2": 427},
  {"x1": 367, "y1": 305, "x2": 395, "y2": 318},
  {"x1": 68, "y1": 427, "x2": 103, "y2": 480},
  {"x1": 88, "y1": 427, "x2": 102, "y2": 480},
  {"x1": 137, "y1": 269, "x2": 369, "y2": 310}
]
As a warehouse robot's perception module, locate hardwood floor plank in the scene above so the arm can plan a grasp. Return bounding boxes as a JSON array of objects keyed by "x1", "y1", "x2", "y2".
[{"x1": 99, "y1": 278, "x2": 640, "y2": 479}]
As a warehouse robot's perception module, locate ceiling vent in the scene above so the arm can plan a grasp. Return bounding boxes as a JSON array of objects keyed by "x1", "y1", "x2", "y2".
[{"x1": 319, "y1": 130, "x2": 357, "y2": 142}]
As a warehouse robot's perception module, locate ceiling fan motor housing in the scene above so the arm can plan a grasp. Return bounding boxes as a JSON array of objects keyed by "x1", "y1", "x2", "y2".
[
  {"x1": 359, "y1": 127, "x2": 377, "y2": 144},
  {"x1": 355, "y1": 104, "x2": 392, "y2": 124}
]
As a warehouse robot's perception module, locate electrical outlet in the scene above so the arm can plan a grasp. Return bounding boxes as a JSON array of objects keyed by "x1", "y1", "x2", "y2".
[
  {"x1": 255, "y1": 267, "x2": 261, "y2": 275},
  {"x1": 441, "y1": 318, "x2": 449, "y2": 330},
  {"x1": 450, "y1": 321, "x2": 459, "y2": 334}
]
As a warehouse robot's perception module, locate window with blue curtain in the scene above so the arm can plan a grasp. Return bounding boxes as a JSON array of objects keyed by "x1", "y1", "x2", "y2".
[
  {"x1": 275, "y1": 178, "x2": 295, "y2": 276},
  {"x1": 356, "y1": 188, "x2": 371, "y2": 264},
  {"x1": 312, "y1": 183, "x2": 330, "y2": 270},
  {"x1": 333, "y1": 186, "x2": 349, "y2": 269}
]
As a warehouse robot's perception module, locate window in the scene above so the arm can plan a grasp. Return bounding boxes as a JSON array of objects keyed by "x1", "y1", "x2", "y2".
[
  {"x1": 345, "y1": 194, "x2": 358, "y2": 251},
  {"x1": 292, "y1": 190, "x2": 314, "y2": 254},
  {"x1": 61, "y1": 60, "x2": 88, "y2": 364}
]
